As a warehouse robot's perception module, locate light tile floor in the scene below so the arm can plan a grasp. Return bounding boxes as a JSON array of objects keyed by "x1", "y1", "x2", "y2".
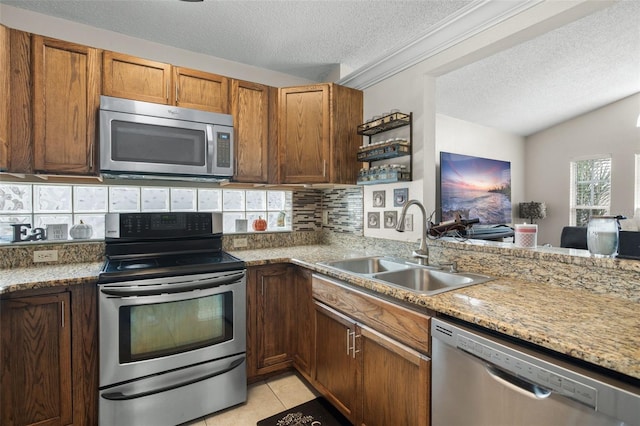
[{"x1": 184, "y1": 371, "x2": 321, "y2": 426}]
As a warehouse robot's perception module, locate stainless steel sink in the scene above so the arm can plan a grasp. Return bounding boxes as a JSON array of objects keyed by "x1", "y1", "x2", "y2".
[
  {"x1": 319, "y1": 256, "x2": 413, "y2": 275},
  {"x1": 372, "y1": 268, "x2": 493, "y2": 295},
  {"x1": 319, "y1": 255, "x2": 494, "y2": 296}
]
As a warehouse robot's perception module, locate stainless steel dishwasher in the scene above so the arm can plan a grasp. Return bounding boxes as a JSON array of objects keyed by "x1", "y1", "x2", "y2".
[{"x1": 431, "y1": 317, "x2": 640, "y2": 426}]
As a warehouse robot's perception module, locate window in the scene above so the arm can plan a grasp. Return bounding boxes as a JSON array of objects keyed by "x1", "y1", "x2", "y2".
[
  {"x1": 0, "y1": 182, "x2": 292, "y2": 243},
  {"x1": 570, "y1": 156, "x2": 611, "y2": 226}
]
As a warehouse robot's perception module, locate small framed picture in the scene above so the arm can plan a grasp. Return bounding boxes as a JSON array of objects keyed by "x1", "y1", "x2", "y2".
[
  {"x1": 373, "y1": 191, "x2": 385, "y2": 207},
  {"x1": 383, "y1": 211, "x2": 397, "y2": 228},
  {"x1": 46, "y1": 223, "x2": 68, "y2": 241},
  {"x1": 373, "y1": 191, "x2": 385, "y2": 208},
  {"x1": 394, "y1": 188, "x2": 408, "y2": 207},
  {"x1": 367, "y1": 212, "x2": 380, "y2": 228}
]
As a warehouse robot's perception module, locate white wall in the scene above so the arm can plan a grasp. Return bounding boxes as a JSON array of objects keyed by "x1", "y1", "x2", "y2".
[
  {"x1": 436, "y1": 114, "x2": 526, "y2": 224},
  {"x1": 361, "y1": 68, "x2": 436, "y2": 244},
  {"x1": 525, "y1": 92, "x2": 640, "y2": 246},
  {"x1": 0, "y1": 4, "x2": 312, "y2": 87}
]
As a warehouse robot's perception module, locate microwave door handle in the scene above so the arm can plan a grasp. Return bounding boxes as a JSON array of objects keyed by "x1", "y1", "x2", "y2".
[
  {"x1": 100, "y1": 271, "x2": 245, "y2": 296},
  {"x1": 207, "y1": 125, "x2": 215, "y2": 174},
  {"x1": 101, "y1": 357, "x2": 245, "y2": 401}
]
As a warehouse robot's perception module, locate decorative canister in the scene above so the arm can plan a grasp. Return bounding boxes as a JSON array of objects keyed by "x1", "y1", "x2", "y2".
[
  {"x1": 587, "y1": 216, "x2": 619, "y2": 257},
  {"x1": 514, "y1": 224, "x2": 537, "y2": 248}
]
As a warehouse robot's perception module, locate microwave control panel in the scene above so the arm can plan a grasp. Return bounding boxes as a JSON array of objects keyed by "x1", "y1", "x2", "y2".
[{"x1": 216, "y1": 132, "x2": 232, "y2": 168}]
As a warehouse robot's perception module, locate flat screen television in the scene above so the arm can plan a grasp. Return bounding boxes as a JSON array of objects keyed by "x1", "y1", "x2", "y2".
[{"x1": 439, "y1": 151, "x2": 512, "y2": 225}]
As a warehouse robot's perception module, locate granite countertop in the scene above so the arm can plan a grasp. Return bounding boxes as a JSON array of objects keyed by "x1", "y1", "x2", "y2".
[
  {"x1": 231, "y1": 245, "x2": 640, "y2": 383},
  {"x1": 0, "y1": 261, "x2": 104, "y2": 294},
  {"x1": 1, "y1": 245, "x2": 638, "y2": 384}
]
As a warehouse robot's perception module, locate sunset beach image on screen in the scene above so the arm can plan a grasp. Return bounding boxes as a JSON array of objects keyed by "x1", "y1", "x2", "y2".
[{"x1": 439, "y1": 152, "x2": 511, "y2": 225}]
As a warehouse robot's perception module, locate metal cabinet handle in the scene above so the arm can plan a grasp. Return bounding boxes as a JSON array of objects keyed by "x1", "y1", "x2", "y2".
[
  {"x1": 61, "y1": 300, "x2": 65, "y2": 328},
  {"x1": 348, "y1": 330, "x2": 360, "y2": 358},
  {"x1": 346, "y1": 328, "x2": 350, "y2": 355}
]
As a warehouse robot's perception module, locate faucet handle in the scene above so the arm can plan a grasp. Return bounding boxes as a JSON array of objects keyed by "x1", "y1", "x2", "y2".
[
  {"x1": 439, "y1": 261, "x2": 458, "y2": 273},
  {"x1": 412, "y1": 250, "x2": 429, "y2": 266}
]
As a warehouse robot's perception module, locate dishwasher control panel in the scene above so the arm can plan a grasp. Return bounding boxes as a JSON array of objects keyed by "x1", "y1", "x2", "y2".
[{"x1": 456, "y1": 334, "x2": 597, "y2": 408}]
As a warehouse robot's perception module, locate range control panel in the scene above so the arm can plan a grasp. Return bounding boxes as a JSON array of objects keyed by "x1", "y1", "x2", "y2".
[{"x1": 105, "y1": 212, "x2": 222, "y2": 239}]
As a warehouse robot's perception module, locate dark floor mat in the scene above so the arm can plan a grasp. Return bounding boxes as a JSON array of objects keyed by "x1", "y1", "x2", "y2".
[{"x1": 257, "y1": 397, "x2": 351, "y2": 426}]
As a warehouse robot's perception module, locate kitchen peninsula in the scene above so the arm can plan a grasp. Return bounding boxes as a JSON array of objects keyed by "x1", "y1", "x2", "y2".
[{"x1": 2, "y1": 236, "x2": 638, "y2": 383}]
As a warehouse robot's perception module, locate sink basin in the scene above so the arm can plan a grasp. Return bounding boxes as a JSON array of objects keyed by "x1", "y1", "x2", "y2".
[
  {"x1": 372, "y1": 268, "x2": 493, "y2": 295},
  {"x1": 319, "y1": 256, "x2": 412, "y2": 275}
]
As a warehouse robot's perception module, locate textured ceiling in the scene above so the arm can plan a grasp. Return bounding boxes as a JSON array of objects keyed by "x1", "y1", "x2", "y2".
[
  {"x1": 0, "y1": 0, "x2": 472, "y2": 82},
  {"x1": 436, "y1": 0, "x2": 640, "y2": 136},
  {"x1": 2, "y1": 0, "x2": 639, "y2": 136}
]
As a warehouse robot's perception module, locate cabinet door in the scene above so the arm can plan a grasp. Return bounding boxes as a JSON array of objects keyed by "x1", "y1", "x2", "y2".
[
  {"x1": 359, "y1": 325, "x2": 430, "y2": 426},
  {"x1": 255, "y1": 265, "x2": 294, "y2": 374},
  {"x1": 292, "y1": 266, "x2": 314, "y2": 379},
  {"x1": 0, "y1": 25, "x2": 8, "y2": 171},
  {"x1": 1, "y1": 292, "x2": 72, "y2": 426},
  {"x1": 331, "y1": 84, "x2": 363, "y2": 184},
  {"x1": 32, "y1": 36, "x2": 100, "y2": 174},
  {"x1": 313, "y1": 302, "x2": 358, "y2": 423},
  {"x1": 103, "y1": 51, "x2": 171, "y2": 104},
  {"x1": 278, "y1": 84, "x2": 330, "y2": 184},
  {"x1": 173, "y1": 67, "x2": 229, "y2": 113},
  {"x1": 231, "y1": 79, "x2": 270, "y2": 183},
  {"x1": 3, "y1": 28, "x2": 31, "y2": 173}
]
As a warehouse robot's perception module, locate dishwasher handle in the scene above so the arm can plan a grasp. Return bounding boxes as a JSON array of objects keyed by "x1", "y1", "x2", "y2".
[{"x1": 486, "y1": 364, "x2": 552, "y2": 400}]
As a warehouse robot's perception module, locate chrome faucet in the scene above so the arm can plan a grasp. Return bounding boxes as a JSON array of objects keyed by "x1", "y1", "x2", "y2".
[{"x1": 396, "y1": 199, "x2": 430, "y2": 265}]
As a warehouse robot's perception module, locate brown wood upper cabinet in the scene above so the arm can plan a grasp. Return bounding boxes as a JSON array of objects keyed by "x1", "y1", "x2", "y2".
[
  {"x1": 103, "y1": 52, "x2": 229, "y2": 113},
  {"x1": 230, "y1": 79, "x2": 272, "y2": 183},
  {"x1": 173, "y1": 67, "x2": 229, "y2": 113},
  {"x1": 277, "y1": 83, "x2": 363, "y2": 184},
  {"x1": 102, "y1": 52, "x2": 170, "y2": 104},
  {"x1": 0, "y1": 25, "x2": 9, "y2": 171},
  {"x1": 32, "y1": 36, "x2": 101, "y2": 175}
]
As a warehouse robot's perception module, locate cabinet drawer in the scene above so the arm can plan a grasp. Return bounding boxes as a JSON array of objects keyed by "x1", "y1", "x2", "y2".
[{"x1": 312, "y1": 274, "x2": 430, "y2": 354}]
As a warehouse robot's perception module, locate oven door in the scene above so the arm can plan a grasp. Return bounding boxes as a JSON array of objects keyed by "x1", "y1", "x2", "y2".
[{"x1": 99, "y1": 270, "x2": 246, "y2": 387}]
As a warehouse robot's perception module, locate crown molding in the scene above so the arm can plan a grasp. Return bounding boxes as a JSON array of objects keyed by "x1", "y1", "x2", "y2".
[{"x1": 337, "y1": 0, "x2": 544, "y2": 90}]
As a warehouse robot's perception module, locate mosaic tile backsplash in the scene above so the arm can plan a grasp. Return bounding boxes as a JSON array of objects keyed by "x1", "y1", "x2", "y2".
[{"x1": 322, "y1": 187, "x2": 364, "y2": 235}]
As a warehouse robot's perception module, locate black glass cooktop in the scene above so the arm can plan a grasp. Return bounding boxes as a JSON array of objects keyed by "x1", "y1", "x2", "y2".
[{"x1": 99, "y1": 251, "x2": 245, "y2": 284}]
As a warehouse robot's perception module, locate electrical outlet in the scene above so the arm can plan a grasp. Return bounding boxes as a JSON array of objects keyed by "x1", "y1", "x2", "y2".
[
  {"x1": 233, "y1": 238, "x2": 248, "y2": 248},
  {"x1": 404, "y1": 214, "x2": 413, "y2": 232},
  {"x1": 322, "y1": 211, "x2": 329, "y2": 225},
  {"x1": 34, "y1": 250, "x2": 58, "y2": 263}
]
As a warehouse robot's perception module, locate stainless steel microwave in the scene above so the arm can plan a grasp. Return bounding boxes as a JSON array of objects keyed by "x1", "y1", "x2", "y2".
[{"x1": 99, "y1": 96, "x2": 234, "y2": 181}]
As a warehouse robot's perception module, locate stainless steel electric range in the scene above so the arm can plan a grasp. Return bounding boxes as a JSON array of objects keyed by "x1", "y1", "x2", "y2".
[{"x1": 97, "y1": 212, "x2": 246, "y2": 426}]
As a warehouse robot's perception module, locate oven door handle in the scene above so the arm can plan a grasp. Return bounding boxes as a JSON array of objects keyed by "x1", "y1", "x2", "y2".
[
  {"x1": 101, "y1": 357, "x2": 245, "y2": 401},
  {"x1": 100, "y1": 271, "x2": 245, "y2": 297}
]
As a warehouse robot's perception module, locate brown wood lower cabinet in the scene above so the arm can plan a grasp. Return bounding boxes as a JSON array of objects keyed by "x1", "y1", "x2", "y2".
[
  {"x1": 1, "y1": 292, "x2": 72, "y2": 426},
  {"x1": 292, "y1": 266, "x2": 314, "y2": 380},
  {"x1": 360, "y1": 325, "x2": 430, "y2": 426},
  {"x1": 312, "y1": 274, "x2": 431, "y2": 426},
  {"x1": 247, "y1": 264, "x2": 295, "y2": 380},
  {"x1": 0, "y1": 284, "x2": 98, "y2": 426},
  {"x1": 314, "y1": 302, "x2": 359, "y2": 422}
]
